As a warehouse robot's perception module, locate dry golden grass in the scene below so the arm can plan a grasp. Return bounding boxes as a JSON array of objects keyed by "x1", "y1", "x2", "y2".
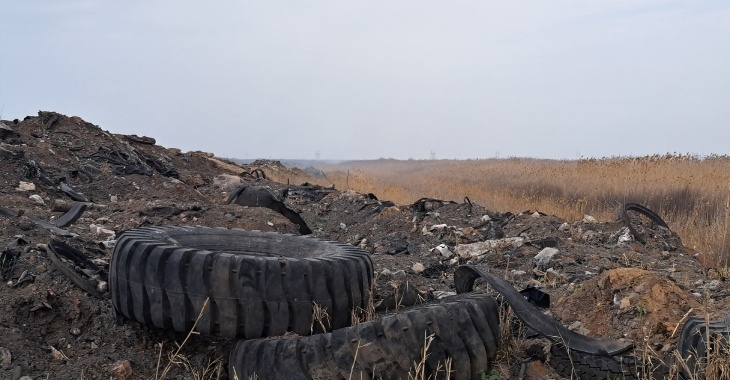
[{"x1": 307, "y1": 155, "x2": 730, "y2": 265}]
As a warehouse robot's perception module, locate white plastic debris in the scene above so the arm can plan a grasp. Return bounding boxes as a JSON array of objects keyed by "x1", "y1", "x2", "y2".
[
  {"x1": 617, "y1": 227, "x2": 633, "y2": 246},
  {"x1": 454, "y1": 237, "x2": 525, "y2": 259},
  {"x1": 428, "y1": 224, "x2": 448, "y2": 232},
  {"x1": 431, "y1": 244, "x2": 453, "y2": 258},
  {"x1": 433, "y1": 291, "x2": 457, "y2": 300},
  {"x1": 534, "y1": 247, "x2": 559, "y2": 270}
]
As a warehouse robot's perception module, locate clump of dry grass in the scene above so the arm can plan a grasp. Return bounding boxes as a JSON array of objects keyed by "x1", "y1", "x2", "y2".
[
  {"x1": 310, "y1": 155, "x2": 730, "y2": 265},
  {"x1": 154, "y1": 298, "x2": 223, "y2": 380}
]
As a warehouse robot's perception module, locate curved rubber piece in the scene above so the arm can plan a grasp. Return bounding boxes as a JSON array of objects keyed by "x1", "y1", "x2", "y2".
[
  {"x1": 622, "y1": 203, "x2": 669, "y2": 244},
  {"x1": 47, "y1": 240, "x2": 105, "y2": 299},
  {"x1": 109, "y1": 226, "x2": 372, "y2": 339},
  {"x1": 28, "y1": 216, "x2": 76, "y2": 237},
  {"x1": 678, "y1": 313, "x2": 730, "y2": 379},
  {"x1": 59, "y1": 181, "x2": 89, "y2": 202},
  {"x1": 225, "y1": 185, "x2": 312, "y2": 235},
  {"x1": 454, "y1": 265, "x2": 633, "y2": 356},
  {"x1": 410, "y1": 198, "x2": 457, "y2": 213},
  {"x1": 53, "y1": 202, "x2": 87, "y2": 228},
  {"x1": 229, "y1": 293, "x2": 500, "y2": 380},
  {"x1": 547, "y1": 343, "x2": 672, "y2": 380},
  {"x1": 251, "y1": 168, "x2": 267, "y2": 179}
]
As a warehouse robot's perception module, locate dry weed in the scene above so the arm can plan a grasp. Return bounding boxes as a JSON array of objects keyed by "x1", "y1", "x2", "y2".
[
  {"x1": 311, "y1": 156, "x2": 730, "y2": 265},
  {"x1": 155, "y1": 298, "x2": 215, "y2": 380}
]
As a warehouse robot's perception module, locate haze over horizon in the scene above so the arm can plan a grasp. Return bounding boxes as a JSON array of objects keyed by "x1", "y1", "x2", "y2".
[{"x1": 1, "y1": 1, "x2": 728, "y2": 160}]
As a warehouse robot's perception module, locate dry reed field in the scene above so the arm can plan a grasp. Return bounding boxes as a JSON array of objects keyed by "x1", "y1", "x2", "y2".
[{"x1": 310, "y1": 155, "x2": 730, "y2": 267}]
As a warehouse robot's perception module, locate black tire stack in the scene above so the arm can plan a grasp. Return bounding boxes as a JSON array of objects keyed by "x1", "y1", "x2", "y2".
[{"x1": 110, "y1": 226, "x2": 502, "y2": 379}]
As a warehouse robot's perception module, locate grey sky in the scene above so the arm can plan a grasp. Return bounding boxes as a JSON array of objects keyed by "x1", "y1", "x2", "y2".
[{"x1": 1, "y1": 1, "x2": 728, "y2": 160}]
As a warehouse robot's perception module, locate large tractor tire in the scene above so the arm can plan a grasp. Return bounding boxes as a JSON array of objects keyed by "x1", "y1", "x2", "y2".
[
  {"x1": 229, "y1": 292, "x2": 500, "y2": 380},
  {"x1": 109, "y1": 226, "x2": 373, "y2": 339}
]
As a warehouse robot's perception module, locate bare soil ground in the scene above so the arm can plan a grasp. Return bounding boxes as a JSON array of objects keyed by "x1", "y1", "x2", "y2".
[{"x1": 1, "y1": 112, "x2": 728, "y2": 379}]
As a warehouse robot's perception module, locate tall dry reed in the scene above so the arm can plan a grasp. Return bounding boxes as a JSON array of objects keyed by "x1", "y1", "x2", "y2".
[{"x1": 308, "y1": 155, "x2": 730, "y2": 266}]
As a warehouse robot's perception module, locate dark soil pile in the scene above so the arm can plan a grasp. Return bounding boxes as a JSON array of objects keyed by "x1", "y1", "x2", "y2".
[{"x1": 0, "y1": 112, "x2": 727, "y2": 379}]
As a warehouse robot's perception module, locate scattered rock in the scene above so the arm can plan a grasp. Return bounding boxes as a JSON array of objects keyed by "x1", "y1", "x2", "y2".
[
  {"x1": 16, "y1": 181, "x2": 35, "y2": 191},
  {"x1": 583, "y1": 214, "x2": 598, "y2": 224},
  {"x1": 29, "y1": 194, "x2": 45, "y2": 205},
  {"x1": 558, "y1": 222, "x2": 570, "y2": 231},
  {"x1": 49, "y1": 346, "x2": 68, "y2": 361},
  {"x1": 110, "y1": 360, "x2": 133, "y2": 380},
  {"x1": 89, "y1": 224, "x2": 115, "y2": 238},
  {"x1": 0, "y1": 346, "x2": 11, "y2": 369},
  {"x1": 568, "y1": 321, "x2": 591, "y2": 335},
  {"x1": 704, "y1": 279, "x2": 721, "y2": 291},
  {"x1": 411, "y1": 262, "x2": 425, "y2": 274}
]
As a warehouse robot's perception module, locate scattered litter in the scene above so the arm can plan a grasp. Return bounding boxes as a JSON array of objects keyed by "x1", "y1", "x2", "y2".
[
  {"x1": 534, "y1": 247, "x2": 559, "y2": 271},
  {"x1": 431, "y1": 243, "x2": 453, "y2": 258},
  {"x1": 29, "y1": 194, "x2": 45, "y2": 205},
  {"x1": 16, "y1": 181, "x2": 35, "y2": 191},
  {"x1": 583, "y1": 214, "x2": 598, "y2": 224}
]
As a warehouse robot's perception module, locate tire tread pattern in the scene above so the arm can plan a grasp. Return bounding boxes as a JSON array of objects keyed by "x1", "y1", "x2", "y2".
[
  {"x1": 229, "y1": 293, "x2": 500, "y2": 380},
  {"x1": 110, "y1": 226, "x2": 373, "y2": 339}
]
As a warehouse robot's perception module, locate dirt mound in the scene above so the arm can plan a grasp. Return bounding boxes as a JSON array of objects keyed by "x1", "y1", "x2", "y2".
[
  {"x1": 557, "y1": 268, "x2": 701, "y2": 345},
  {"x1": 0, "y1": 111, "x2": 728, "y2": 379}
]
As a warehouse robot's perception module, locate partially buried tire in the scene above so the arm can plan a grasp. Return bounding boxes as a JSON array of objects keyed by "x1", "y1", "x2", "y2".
[
  {"x1": 229, "y1": 292, "x2": 500, "y2": 380},
  {"x1": 109, "y1": 226, "x2": 373, "y2": 339}
]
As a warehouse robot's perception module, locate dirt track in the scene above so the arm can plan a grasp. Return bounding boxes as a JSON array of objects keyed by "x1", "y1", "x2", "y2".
[{"x1": 1, "y1": 112, "x2": 728, "y2": 379}]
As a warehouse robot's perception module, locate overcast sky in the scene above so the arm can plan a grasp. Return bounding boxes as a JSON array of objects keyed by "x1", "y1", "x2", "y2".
[{"x1": 1, "y1": 1, "x2": 728, "y2": 160}]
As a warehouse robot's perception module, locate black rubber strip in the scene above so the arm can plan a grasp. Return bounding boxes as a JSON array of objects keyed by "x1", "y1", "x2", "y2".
[
  {"x1": 53, "y1": 202, "x2": 87, "y2": 228},
  {"x1": 454, "y1": 265, "x2": 633, "y2": 356},
  {"x1": 28, "y1": 216, "x2": 76, "y2": 237},
  {"x1": 0, "y1": 207, "x2": 21, "y2": 217},
  {"x1": 60, "y1": 182, "x2": 89, "y2": 202},
  {"x1": 47, "y1": 243, "x2": 104, "y2": 299},
  {"x1": 622, "y1": 203, "x2": 669, "y2": 244}
]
